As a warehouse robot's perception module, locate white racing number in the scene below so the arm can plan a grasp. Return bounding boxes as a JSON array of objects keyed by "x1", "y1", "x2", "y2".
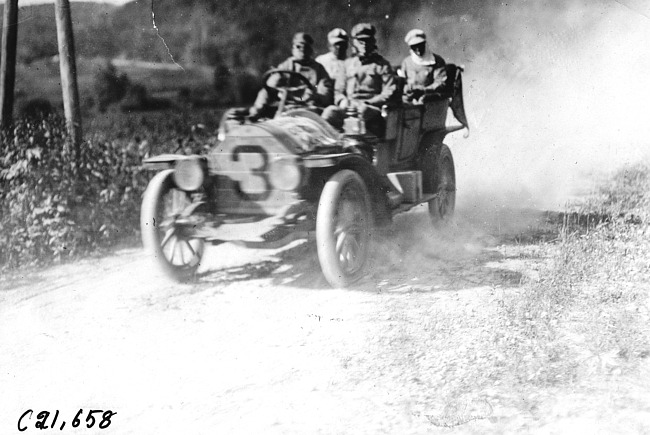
[{"x1": 228, "y1": 145, "x2": 270, "y2": 201}]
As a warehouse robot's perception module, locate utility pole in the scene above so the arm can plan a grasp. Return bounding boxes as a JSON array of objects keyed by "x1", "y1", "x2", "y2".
[
  {"x1": 0, "y1": 0, "x2": 19, "y2": 128},
  {"x1": 54, "y1": 0, "x2": 82, "y2": 154}
]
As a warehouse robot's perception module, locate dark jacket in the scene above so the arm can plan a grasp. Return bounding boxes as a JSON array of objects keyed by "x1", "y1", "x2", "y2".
[
  {"x1": 275, "y1": 57, "x2": 333, "y2": 107},
  {"x1": 250, "y1": 57, "x2": 333, "y2": 117},
  {"x1": 344, "y1": 52, "x2": 397, "y2": 107}
]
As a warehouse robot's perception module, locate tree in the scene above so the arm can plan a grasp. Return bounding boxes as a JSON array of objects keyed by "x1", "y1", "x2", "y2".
[{"x1": 93, "y1": 60, "x2": 129, "y2": 112}]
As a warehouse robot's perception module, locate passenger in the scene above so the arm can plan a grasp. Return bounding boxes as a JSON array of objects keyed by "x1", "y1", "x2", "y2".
[
  {"x1": 400, "y1": 29, "x2": 447, "y2": 103},
  {"x1": 249, "y1": 32, "x2": 333, "y2": 120},
  {"x1": 315, "y1": 28, "x2": 349, "y2": 99},
  {"x1": 322, "y1": 22, "x2": 397, "y2": 136}
]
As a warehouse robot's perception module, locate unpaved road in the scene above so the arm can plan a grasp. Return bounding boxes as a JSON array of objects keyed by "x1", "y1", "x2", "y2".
[{"x1": 1, "y1": 205, "x2": 648, "y2": 434}]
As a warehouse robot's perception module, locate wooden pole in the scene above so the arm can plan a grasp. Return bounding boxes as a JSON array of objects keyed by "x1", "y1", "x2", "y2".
[
  {"x1": 54, "y1": 0, "x2": 82, "y2": 152},
  {"x1": 0, "y1": 0, "x2": 19, "y2": 128}
]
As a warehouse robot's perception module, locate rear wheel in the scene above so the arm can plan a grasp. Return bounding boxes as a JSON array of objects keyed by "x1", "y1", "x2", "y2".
[
  {"x1": 422, "y1": 144, "x2": 456, "y2": 225},
  {"x1": 140, "y1": 170, "x2": 205, "y2": 281},
  {"x1": 316, "y1": 170, "x2": 372, "y2": 288}
]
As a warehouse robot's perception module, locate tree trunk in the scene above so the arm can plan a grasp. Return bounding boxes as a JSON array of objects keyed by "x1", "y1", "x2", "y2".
[
  {"x1": 0, "y1": 0, "x2": 19, "y2": 128},
  {"x1": 54, "y1": 0, "x2": 82, "y2": 156}
]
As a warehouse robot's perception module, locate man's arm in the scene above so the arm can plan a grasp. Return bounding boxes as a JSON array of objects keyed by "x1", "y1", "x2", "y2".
[
  {"x1": 314, "y1": 62, "x2": 334, "y2": 107},
  {"x1": 365, "y1": 62, "x2": 397, "y2": 107},
  {"x1": 424, "y1": 67, "x2": 448, "y2": 94}
]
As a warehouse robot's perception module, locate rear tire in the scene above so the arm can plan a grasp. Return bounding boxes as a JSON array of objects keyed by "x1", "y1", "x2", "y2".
[
  {"x1": 316, "y1": 170, "x2": 372, "y2": 288},
  {"x1": 141, "y1": 170, "x2": 205, "y2": 281},
  {"x1": 421, "y1": 144, "x2": 456, "y2": 225}
]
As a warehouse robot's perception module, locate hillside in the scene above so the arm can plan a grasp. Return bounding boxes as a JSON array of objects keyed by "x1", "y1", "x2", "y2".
[
  {"x1": 3, "y1": 0, "x2": 502, "y2": 71},
  {"x1": 0, "y1": 2, "x2": 119, "y2": 62}
]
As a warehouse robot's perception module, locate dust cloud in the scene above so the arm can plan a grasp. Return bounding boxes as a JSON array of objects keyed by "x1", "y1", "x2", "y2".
[
  {"x1": 365, "y1": 0, "x2": 650, "y2": 272},
  {"x1": 387, "y1": 0, "x2": 650, "y2": 211}
]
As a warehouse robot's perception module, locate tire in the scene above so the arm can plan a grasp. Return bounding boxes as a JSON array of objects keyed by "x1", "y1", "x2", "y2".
[
  {"x1": 316, "y1": 170, "x2": 373, "y2": 288},
  {"x1": 140, "y1": 169, "x2": 205, "y2": 281},
  {"x1": 422, "y1": 144, "x2": 456, "y2": 225}
]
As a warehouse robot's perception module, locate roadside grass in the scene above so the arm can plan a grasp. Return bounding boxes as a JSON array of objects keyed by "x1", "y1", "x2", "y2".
[
  {"x1": 0, "y1": 109, "x2": 222, "y2": 272},
  {"x1": 498, "y1": 161, "x2": 650, "y2": 387}
]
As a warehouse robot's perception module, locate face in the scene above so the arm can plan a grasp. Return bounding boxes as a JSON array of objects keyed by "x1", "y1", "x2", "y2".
[
  {"x1": 410, "y1": 42, "x2": 426, "y2": 57},
  {"x1": 292, "y1": 42, "x2": 313, "y2": 61},
  {"x1": 330, "y1": 41, "x2": 348, "y2": 59},
  {"x1": 353, "y1": 37, "x2": 374, "y2": 56}
]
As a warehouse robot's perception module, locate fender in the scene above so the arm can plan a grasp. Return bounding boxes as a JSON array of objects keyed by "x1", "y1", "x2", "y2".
[
  {"x1": 142, "y1": 154, "x2": 207, "y2": 171},
  {"x1": 307, "y1": 153, "x2": 392, "y2": 226}
]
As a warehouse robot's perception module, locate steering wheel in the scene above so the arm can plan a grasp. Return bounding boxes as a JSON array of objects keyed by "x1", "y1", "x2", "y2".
[{"x1": 263, "y1": 69, "x2": 316, "y2": 116}]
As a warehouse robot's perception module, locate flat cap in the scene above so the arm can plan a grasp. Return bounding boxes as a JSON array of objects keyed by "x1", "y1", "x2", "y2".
[
  {"x1": 351, "y1": 23, "x2": 376, "y2": 39},
  {"x1": 405, "y1": 29, "x2": 426, "y2": 46},
  {"x1": 327, "y1": 28, "x2": 348, "y2": 44},
  {"x1": 292, "y1": 32, "x2": 314, "y2": 46}
]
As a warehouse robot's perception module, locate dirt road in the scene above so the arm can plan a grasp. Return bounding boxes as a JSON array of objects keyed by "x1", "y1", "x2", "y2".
[{"x1": 1, "y1": 205, "x2": 648, "y2": 434}]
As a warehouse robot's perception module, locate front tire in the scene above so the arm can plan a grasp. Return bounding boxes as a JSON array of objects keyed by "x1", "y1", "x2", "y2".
[
  {"x1": 316, "y1": 170, "x2": 372, "y2": 288},
  {"x1": 140, "y1": 170, "x2": 205, "y2": 281},
  {"x1": 422, "y1": 144, "x2": 456, "y2": 225}
]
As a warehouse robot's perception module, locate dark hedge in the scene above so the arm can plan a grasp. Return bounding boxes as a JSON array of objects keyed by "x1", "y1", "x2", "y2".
[{"x1": 0, "y1": 116, "x2": 150, "y2": 269}]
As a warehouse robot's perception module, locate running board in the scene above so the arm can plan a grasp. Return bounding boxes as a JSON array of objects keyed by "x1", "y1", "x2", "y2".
[
  {"x1": 230, "y1": 230, "x2": 312, "y2": 249},
  {"x1": 391, "y1": 193, "x2": 438, "y2": 215}
]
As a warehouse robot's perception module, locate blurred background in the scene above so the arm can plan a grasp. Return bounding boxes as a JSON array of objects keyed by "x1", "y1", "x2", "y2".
[{"x1": 2, "y1": 0, "x2": 649, "y2": 209}]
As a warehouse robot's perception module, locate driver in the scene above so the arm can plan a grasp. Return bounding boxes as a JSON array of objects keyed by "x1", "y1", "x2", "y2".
[
  {"x1": 400, "y1": 29, "x2": 448, "y2": 103},
  {"x1": 249, "y1": 32, "x2": 333, "y2": 120}
]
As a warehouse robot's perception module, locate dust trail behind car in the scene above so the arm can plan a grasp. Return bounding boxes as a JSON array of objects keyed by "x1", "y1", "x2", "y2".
[{"x1": 386, "y1": 0, "x2": 650, "y2": 214}]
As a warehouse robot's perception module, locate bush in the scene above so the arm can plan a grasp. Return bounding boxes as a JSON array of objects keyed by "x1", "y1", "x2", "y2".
[
  {"x1": 0, "y1": 115, "x2": 150, "y2": 269},
  {"x1": 19, "y1": 98, "x2": 56, "y2": 120},
  {"x1": 120, "y1": 83, "x2": 149, "y2": 111},
  {"x1": 94, "y1": 60, "x2": 130, "y2": 112}
]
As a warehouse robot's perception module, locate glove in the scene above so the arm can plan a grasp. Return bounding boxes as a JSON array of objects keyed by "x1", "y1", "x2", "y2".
[{"x1": 406, "y1": 85, "x2": 425, "y2": 100}]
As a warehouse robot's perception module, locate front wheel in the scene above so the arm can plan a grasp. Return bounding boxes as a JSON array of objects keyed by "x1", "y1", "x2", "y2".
[
  {"x1": 140, "y1": 170, "x2": 205, "y2": 281},
  {"x1": 422, "y1": 144, "x2": 456, "y2": 225},
  {"x1": 316, "y1": 170, "x2": 373, "y2": 288}
]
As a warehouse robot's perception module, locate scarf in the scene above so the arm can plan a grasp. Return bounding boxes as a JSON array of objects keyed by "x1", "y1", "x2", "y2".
[{"x1": 410, "y1": 50, "x2": 436, "y2": 66}]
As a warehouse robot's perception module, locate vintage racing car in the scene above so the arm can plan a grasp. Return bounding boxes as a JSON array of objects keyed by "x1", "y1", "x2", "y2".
[{"x1": 140, "y1": 66, "x2": 469, "y2": 287}]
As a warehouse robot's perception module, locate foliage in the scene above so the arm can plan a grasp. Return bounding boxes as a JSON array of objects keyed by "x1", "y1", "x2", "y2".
[
  {"x1": 0, "y1": 115, "x2": 150, "y2": 269},
  {"x1": 5, "y1": 0, "x2": 486, "y2": 68},
  {"x1": 94, "y1": 61, "x2": 130, "y2": 112},
  {"x1": 18, "y1": 98, "x2": 55, "y2": 120},
  {"x1": 120, "y1": 83, "x2": 150, "y2": 111},
  {"x1": 86, "y1": 107, "x2": 223, "y2": 152}
]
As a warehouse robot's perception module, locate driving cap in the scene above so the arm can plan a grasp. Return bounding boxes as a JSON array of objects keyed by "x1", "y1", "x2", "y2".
[
  {"x1": 293, "y1": 32, "x2": 314, "y2": 46},
  {"x1": 351, "y1": 23, "x2": 376, "y2": 39},
  {"x1": 327, "y1": 28, "x2": 348, "y2": 44},
  {"x1": 405, "y1": 29, "x2": 426, "y2": 46}
]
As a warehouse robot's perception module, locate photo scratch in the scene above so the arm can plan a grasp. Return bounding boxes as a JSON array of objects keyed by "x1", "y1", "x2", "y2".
[{"x1": 151, "y1": 0, "x2": 184, "y2": 71}]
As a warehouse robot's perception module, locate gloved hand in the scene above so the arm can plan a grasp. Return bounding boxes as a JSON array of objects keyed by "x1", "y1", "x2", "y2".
[{"x1": 405, "y1": 85, "x2": 425, "y2": 101}]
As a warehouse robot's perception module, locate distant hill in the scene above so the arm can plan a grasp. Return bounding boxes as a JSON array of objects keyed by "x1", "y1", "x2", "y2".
[
  {"x1": 0, "y1": 2, "x2": 119, "y2": 62},
  {"x1": 2, "y1": 0, "x2": 501, "y2": 69}
]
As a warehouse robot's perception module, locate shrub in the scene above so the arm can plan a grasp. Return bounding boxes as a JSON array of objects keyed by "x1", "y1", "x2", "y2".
[
  {"x1": 94, "y1": 60, "x2": 130, "y2": 112},
  {"x1": 19, "y1": 98, "x2": 56, "y2": 120},
  {"x1": 0, "y1": 115, "x2": 149, "y2": 269},
  {"x1": 120, "y1": 83, "x2": 149, "y2": 111}
]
